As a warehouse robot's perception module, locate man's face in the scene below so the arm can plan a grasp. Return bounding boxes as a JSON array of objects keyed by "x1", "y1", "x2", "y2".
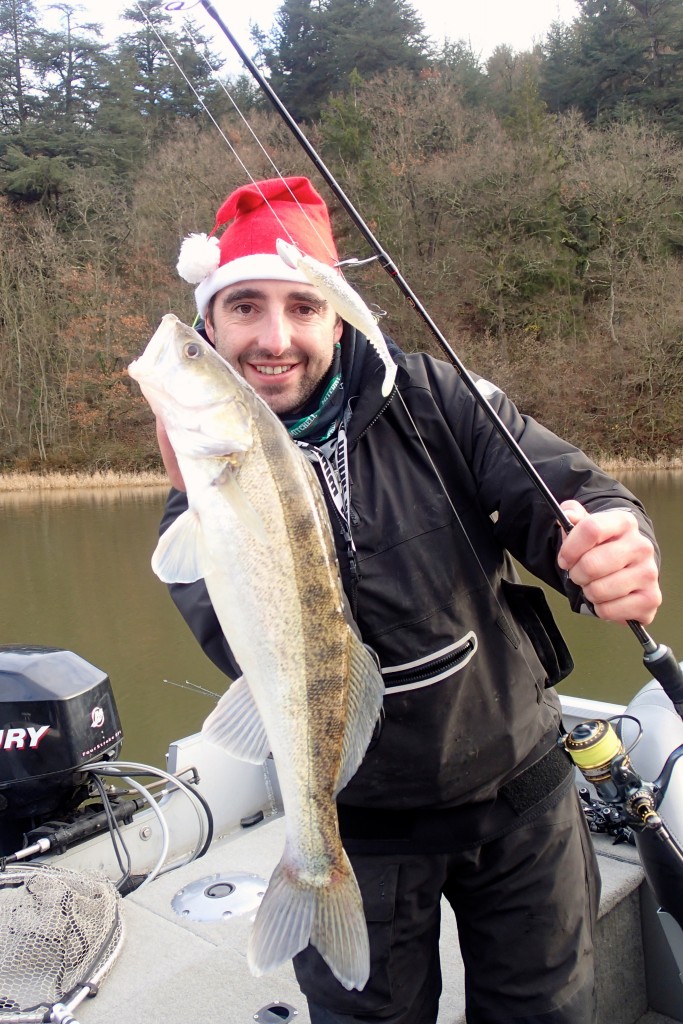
[{"x1": 205, "y1": 279, "x2": 344, "y2": 415}]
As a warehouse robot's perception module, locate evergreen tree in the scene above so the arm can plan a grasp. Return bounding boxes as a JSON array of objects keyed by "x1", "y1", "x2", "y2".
[
  {"x1": 539, "y1": 0, "x2": 683, "y2": 138},
  {"x1": 540, "y1": 21, "x2": 584, "y2": 114},
  {"x1": 0, "y1": 3, "x2": 118, "y2": 203},
  {"x1": 261, "y1": 0, "x2": 429, "y2": 121},
  {"x1": 0, "y1": 0, "x2": 41, "y2": 128},
  {"x1": 258, "y1": 0, "x2": 329, "y2": 123},
  {"x1": 434, "y1": 38, "x2": 488, "y2": 107},
  {"x1": 36, "y1": 4, "x2": 106, "y2": 123},
  {"x1": 116, "y1": 0, "x2": 228, "y2": 134}
]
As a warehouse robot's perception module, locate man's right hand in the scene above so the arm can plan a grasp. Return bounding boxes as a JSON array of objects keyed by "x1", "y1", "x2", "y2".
[{"x1": 156, "y1": 419, "x2": 186, "y2": 491}]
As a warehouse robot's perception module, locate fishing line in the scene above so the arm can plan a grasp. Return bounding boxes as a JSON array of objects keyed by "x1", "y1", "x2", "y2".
[
  {"x1": 181, "y1": 17, "x2": 341, "y2": 259},
  {"x1": 134, "y1": 0, "x2": 342, "y2": 267},
  {"x1": 131, "y1": 2, "x2": 268, "y2": 202}
]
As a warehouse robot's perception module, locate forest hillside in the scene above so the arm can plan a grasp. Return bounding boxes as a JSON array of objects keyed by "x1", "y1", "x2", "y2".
[{"x1": 1, "y1": 0, "x2": 682, "y2": 471}]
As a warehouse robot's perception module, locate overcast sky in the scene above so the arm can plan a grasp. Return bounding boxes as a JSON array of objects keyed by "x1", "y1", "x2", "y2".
[{"x1": 35, "y1": 0, "x2": 581, "y2": 68}]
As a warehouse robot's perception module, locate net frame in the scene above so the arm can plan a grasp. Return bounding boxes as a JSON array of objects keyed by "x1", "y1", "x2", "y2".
[{"x1": 0, "y1": 864, "x2": 124, "y2": 1024}]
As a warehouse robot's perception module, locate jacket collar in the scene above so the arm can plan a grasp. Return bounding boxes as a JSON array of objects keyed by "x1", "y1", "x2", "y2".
[{"x1": 342, "y1": 324, "x2": 406, "y2": 443}]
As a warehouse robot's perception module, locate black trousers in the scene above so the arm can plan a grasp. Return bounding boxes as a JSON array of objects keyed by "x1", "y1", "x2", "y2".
[{"x1": 293, "y1": 785, "x2": 601, "y2": 1024}]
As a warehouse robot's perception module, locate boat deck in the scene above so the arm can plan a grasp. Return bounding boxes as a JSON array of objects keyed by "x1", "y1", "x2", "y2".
[{"x1": 74, "y1": 813, "x2": 682, "y2": 1024}]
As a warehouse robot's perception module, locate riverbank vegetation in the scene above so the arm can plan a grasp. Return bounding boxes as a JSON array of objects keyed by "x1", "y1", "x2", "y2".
[
  {"x1": 0, "y1": 471, "x2": 169, "y2": 492},
  {"x1": 2, "y1": 452, "x2": 682, "y2": 496},
  {"x1": 1, "y1": 0, "x2": 683, "y2": 472}
]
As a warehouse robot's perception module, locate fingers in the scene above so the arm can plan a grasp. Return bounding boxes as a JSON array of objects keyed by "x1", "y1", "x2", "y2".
[
  {"x1": 556, "y1": 501, "x2": 661, "y2": 625},
  {"x1": 576, "y1": 561, "x2": 661, "y2": 625},
  {"x1": 156, "y1": 419, "x2": 186, "y2": 491}
]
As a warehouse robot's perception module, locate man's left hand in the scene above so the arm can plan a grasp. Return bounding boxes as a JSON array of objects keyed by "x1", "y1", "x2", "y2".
[{"x1": 557, "y1": 500, "x2": 662, "y2": 625}]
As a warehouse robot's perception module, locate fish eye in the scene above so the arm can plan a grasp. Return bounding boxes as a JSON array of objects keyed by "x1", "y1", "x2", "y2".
[{"x1": 184, "y1": 342, "x2": 202, "y2": 360}]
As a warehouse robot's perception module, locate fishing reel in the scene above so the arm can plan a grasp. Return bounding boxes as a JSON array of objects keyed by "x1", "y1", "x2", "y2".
[
  {"x1": 562, "y1": 718, "x2": 663, "y2": 827},
  {"x1": 561, "y1": 715, "x2": 683, "y2": 934}
]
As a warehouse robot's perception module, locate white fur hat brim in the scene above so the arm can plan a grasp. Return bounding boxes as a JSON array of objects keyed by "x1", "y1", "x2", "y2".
[{"x1": 195, "y1": 254, "x2": 311, "y2": 318}]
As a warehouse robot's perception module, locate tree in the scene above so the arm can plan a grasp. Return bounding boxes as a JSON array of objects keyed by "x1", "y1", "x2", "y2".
[
  {"x1": 433, "y1": 38, "x2": 487, "y2": 106},
  {"x1": 0, "y1": 3, "x2": 120, "y2": 203},
  {"x1": 539, "y1": 0, "x2": 683, "y2": 138},
  {"x1": 260, "y1": 0, "x2": 429, "y2": 121},
  {"x1": 36, "y1": 4, "x2": 108, "y2": 123},
  {"x1": 0, "y1": 0, "x2": 41, "y2": 128},
  {"x1": 538, "y1": 21, "x2": 583, "y2": 114},
  {"x1": 116, "y1": 0, "x2": 228, "y2": 135}
]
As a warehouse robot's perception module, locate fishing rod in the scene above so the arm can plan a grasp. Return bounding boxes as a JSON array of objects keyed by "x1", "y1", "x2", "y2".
[{"x1": 179, "y1": 0, "x2": 683, "y2": 711}]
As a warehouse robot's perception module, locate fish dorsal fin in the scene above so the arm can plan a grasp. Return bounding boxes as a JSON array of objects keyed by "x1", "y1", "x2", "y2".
[
  {"x1": 201, "y1": 675, "x2": 271, "y2": 764},
  {"x1": 334, "y1": 633, "x2": 385, "y2": 797},
  {"x1": 152, "y1": 507, "x2": 206, "y2": 584}
]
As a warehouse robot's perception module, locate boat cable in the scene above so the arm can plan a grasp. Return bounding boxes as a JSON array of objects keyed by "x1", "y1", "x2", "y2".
[
  {"x1": 89, "y1": 771, "x2": 133, "y2": 891},
  {"x1": 88, "y1": 760, "x2": 215, "y2": 881},
  {"x1": 1, "y1": 760, "x2": 214, "y2": 894}
]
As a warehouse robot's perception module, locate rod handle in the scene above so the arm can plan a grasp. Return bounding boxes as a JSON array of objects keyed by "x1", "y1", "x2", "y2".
[{"x1": 642, "y1": 644, "x2": 683, "y2": 718}]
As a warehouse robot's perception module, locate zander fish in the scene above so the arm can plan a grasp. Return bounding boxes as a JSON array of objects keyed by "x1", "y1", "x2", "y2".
[
  {"x1": 276, "y1": 237, "x2": 397, "y2": 397},
  {"x1": 128, "y1": 314, "x2": 384, "y2": 991}
]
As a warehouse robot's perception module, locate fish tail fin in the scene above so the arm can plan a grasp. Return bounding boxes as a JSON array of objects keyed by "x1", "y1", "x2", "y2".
[
  {"x1": 311, "y1": 850, "x2": 370, "y2": 990},
  {"x1": 248, "y1": 851, "x2": 370, "y2": 991}
]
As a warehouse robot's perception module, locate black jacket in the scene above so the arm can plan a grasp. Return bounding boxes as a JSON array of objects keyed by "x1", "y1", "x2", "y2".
[{"x1": 160, "y1": 335, "x2": 657, "y2": 837}]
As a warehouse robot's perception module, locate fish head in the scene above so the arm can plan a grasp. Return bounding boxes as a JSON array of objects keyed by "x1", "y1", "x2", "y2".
[{"x1": 128, "y1": 313, "x2": 255, "y2": 461}]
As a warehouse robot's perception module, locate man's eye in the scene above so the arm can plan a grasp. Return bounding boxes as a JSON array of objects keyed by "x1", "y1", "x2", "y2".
[{"x1": 234, "y1": 303, "x2": 254, "y2": 315}]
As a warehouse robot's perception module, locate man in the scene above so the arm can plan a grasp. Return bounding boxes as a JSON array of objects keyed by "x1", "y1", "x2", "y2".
[{"x1": 159, "y1": 176, "x2": 661, "y2": 1024}]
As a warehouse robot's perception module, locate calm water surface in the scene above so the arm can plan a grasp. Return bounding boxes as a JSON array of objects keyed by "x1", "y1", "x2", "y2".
[
  {"x1": 1, "y1": 472, "x2": 681, "y2": 767},
  {"x1": 0, "y1": 487, "x2": 227, "y2": 767}
]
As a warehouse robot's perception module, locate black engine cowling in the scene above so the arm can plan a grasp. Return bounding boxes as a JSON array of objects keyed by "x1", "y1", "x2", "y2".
[{"x1": 0, "y1": 644, "x2": 123, "y2": 854}]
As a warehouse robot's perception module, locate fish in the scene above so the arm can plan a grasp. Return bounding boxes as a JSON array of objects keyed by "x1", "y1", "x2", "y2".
[
  {"x1": 127, "y1": 313, "x2": 385, "y2": 991},
  {"x1": 276, "y1": 237, "x2": 397, "y2": 398}
]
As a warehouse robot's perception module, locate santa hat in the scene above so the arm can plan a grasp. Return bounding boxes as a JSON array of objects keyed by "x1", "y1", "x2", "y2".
[{"x1": 176, "y1": 176, "x2": 339, "y2": 317}]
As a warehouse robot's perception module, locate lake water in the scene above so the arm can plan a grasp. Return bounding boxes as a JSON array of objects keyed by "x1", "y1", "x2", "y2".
[{"x1": 1, "y1": 472, "x2": 681, "y2": 767}]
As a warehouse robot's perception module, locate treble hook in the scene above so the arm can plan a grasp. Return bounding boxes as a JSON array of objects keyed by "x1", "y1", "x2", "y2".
[
  {"x1": 163, "y1": 1, "x2": 203, "y2": 10},
  {"x1": 335, "y1": 255, "x2": 380, "y2": 269}
]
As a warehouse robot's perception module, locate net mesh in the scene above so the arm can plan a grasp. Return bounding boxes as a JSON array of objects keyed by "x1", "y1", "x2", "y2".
[{"x1": 0, "y1": 864, "x2": 123, "y2": 1023}]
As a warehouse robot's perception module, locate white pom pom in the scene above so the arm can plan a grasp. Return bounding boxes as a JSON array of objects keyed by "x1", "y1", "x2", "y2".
[{"x1": 176, "y1": 233, "x2": 221, "y2": 284}]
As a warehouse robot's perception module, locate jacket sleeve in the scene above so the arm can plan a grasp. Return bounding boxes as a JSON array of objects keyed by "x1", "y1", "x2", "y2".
[
  {"x1": 158, "y1": 488, "x2": 241, "y2": 679},
  {"x1": 420, "y1": 356, "x2": 660, "y2": 612}
]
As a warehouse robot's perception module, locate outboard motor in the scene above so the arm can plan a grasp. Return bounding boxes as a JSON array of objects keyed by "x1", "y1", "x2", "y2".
[{"x1": 0, "y1": 644, "x2": 123, "y2": 856}]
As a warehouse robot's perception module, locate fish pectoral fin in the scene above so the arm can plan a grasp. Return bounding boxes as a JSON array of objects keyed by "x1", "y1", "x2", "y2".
[
  {"x1": 151, "y1": 508, "x2": 206, "y2": 583},
  {"x1": 201, "y1": 675, "x2": 271, "y2": 764},
  {"x1": 334, "y1": 633, "x2": 386, "y2": 797},
  {"x1": 248, "y1": 849, "x2": 370, "y2": 991},
  {"x1": 215, "y1": 468, "x2": 270, "y2": 546}
]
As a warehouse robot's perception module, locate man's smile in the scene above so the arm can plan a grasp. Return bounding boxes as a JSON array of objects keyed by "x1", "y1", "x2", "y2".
[{"x1": 254, "y1": 364, "x2": 297, "y2": 376}]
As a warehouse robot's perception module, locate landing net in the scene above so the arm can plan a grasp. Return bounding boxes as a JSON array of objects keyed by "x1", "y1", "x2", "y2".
[{"x1": 0, "y1": 864, "x2": 124, "y2": 1024}]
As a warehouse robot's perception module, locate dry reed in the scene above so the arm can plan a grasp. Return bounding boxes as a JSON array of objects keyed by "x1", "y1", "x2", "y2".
[
  {"x1": 0, "y1": 470, "x2": 169, "y2": 493},
  {"x1": 1, "y1": 449, "x2": 681, "y2": 494}
]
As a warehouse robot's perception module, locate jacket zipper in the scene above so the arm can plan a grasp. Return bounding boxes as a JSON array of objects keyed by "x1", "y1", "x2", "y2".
[{"x1": 382, "y1": 632, "x2": 478, "y2": 693}]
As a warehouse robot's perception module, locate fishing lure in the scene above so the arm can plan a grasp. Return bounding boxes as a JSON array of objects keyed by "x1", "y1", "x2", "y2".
[{"x1": 277, "y1": 238, "x2": 397, "y2": 398}]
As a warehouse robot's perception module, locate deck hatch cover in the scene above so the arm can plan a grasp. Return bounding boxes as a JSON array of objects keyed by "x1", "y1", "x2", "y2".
[
  {"x1": 254, "y1": 1003, "x2": 298, "y2": 1022},
  {"x1": 171, "y1": 871, "x2": 266, "y2": 921}
]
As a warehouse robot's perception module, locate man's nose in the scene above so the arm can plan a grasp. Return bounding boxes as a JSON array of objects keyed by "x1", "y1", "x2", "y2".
[{"x1": 261, "y1": 310, "x2": 291, "y2": 355}]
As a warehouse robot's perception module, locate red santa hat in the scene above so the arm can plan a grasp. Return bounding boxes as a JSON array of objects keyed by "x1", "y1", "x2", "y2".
[{"x1": 176, "y1": 176, "x2": 339, "y2": 317}]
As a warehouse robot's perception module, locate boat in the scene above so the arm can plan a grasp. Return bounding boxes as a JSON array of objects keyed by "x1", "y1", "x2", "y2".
[{"x1": 1, "y1": 643, "x2": 682, "y2": 1024}]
